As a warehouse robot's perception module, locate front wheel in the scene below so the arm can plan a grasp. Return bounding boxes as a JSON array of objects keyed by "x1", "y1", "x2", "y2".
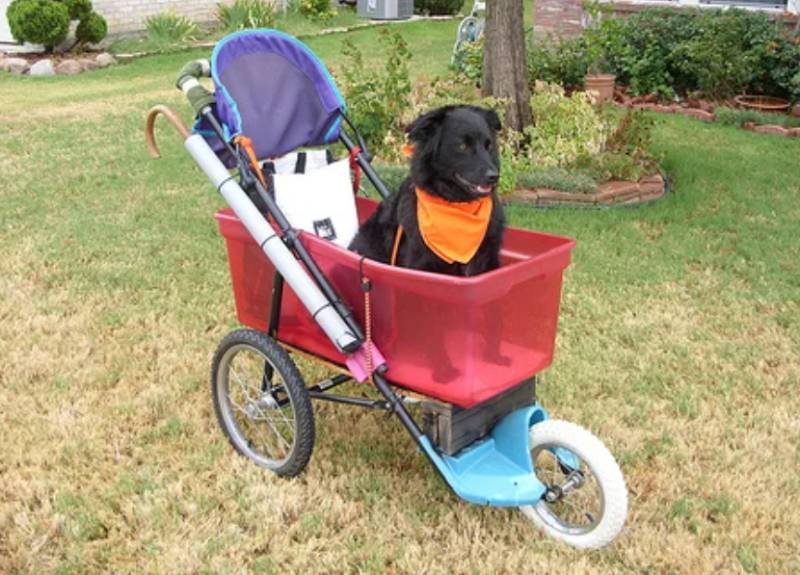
[
  {"x1": 211, "y1": 329, "x2": 315, "y2": 477},
  {"x1": 520, "y1": 419, "x2": 628, "y2": 549}
]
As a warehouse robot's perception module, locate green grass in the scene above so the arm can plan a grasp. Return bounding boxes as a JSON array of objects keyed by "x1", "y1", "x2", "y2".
[
  {"x1": 714, "y1": 105, "x2": 800, "y2": 129},
  {"x1": 1, "y1": 19, "x2": 799, "y2": 575}
]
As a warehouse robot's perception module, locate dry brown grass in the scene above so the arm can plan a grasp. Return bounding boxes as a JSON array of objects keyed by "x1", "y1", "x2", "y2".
[{"x1": 1, "y1": 47, "x2": 799, "y2": 575}]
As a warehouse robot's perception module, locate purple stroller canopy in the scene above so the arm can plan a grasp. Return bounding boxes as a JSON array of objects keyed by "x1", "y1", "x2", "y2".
[{"x1": 197, "y1": 29, "x2": 346, "y2": 162}]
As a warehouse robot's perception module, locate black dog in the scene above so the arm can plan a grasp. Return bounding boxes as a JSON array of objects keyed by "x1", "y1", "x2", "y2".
[
  {"x1": 349, "y1": 105, "x2": 508, "y2": 382},
  {"x1": 349, "y1": 105, "x2": 505, "y2": 276}
]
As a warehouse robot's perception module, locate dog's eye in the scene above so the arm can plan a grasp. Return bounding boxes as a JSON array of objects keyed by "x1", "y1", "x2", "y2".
[{"x1": 459, "y1": 141, "x2": 470, "y2": 151}]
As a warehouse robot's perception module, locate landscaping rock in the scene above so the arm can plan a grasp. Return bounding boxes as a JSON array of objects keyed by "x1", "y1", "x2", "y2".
[
  {"x1": 79, "y1": 58, "x2": 100, "y2": 71},
  {"x1": 752, "y1": 124, "x2": 789, "y2": 136},
  {"x1": 792, "y1": 104, "x2": 800, "y2": 118},
  {"x1": 29, "y1": 59, "x2": 55, "y2": 77},
  {"x1": 95, "y1": 53, "x2": 117, "y2": 68},
  {"x1": 4, "y1": 57, "x2": 30, "y2": 75},
  {"x1": 787, "y1": 128, "x2": 800, "y2": 138},
  {"x1": 55, "y1": 59, "x2": 83, "y2": 75}
]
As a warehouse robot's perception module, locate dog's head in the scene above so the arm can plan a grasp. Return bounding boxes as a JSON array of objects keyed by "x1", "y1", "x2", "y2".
[{"x1": 406, "y1": 105, "x2": 502, "y2": 202}]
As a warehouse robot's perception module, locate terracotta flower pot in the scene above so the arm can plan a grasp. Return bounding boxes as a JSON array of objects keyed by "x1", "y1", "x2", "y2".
[{"x1": 585, "y1": 74, "x2": 616, "y2": 104}]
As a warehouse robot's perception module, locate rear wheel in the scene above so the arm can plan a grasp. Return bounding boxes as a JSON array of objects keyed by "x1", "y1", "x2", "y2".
[
  {"x1": 211, "y1": 329, "x2": 314, "y2": 477},
  {"x1": 520, "y1": 419, "x2": 628, "y2": 549}
]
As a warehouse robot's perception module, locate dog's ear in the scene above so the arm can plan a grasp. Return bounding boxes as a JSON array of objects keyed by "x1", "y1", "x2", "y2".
[
  {"x1": 405, "y1": 107, "x2": 449, "y2": 143},
  {"x1": 470, "y1": 106, "x2": 502, "y2": 132}
]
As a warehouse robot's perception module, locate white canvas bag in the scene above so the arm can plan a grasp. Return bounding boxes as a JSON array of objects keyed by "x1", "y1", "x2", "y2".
[{"x1": 272, "y1": 157, "x2": 359, "y2": 249}]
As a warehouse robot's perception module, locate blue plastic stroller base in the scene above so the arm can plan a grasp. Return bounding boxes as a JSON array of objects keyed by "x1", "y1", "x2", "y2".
[{"x1": 420, "y1": 403, "x2": 549, "y2": 507}]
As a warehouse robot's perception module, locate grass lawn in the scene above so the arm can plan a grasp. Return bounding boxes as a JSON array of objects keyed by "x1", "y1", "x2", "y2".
[{"x1": 1, "y1": 17, "x2": 799, "y2": 575}]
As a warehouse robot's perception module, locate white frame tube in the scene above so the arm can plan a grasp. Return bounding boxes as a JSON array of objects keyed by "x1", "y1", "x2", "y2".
[{"x1": 185, "y1": 134, "x2": 359, "y2": 352}]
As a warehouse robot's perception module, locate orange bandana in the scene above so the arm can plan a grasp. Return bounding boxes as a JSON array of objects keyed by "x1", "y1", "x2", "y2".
[{"x1": 415, "y1": 187, "x2": 493, "y2": 264}]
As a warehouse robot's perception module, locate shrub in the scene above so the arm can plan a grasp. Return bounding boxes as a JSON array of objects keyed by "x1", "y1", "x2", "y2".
[
  {"x1": 216, "y1": 0, "x2": 276, "y2": 31},
  {"x1": 62, "y1": 0, "x2": 91, "y2": 20},
  {"x1": 145, "y1": 11, "x2": 198, "y2": 45},
  {"x1": 527, "y1": 36, "x2": 591, "y2": 90},
  {"x1": 523, "y1": 82, "x2": 607, "y2": 168},
  {"x1": 593, "y1": 8, "x2": 800, "y2": 101},
  {"x1": 76, "y1": 11, "x2": 106, "y2": 44},
  {"x1": 453, "y1": 37, "x2": 483, "y2": 83},
  {"x1": 415, "y1": 0, "x2": 463, "y2": 16},
  {"x1": 7, "y1": 0, "x2": 70, "y2": 50},
  {"x1": 340, "y1": 29, "x2": 412, "y2": 159},
  {"x1": 572, "y1": 109, "x2": 656, "y2": 182},
  {"x1": 299, "y1": 0, "x2": 335, "y2": 21}
]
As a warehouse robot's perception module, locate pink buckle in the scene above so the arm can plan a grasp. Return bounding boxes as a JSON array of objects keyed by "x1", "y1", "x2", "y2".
[{"x1": 345, "y1": 345, "x2": 387, "y2": 383}]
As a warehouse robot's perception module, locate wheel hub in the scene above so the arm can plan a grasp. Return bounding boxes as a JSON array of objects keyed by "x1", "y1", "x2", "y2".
[{"x1": 544, "y1": 470, "x2": 585, "y2": 503}]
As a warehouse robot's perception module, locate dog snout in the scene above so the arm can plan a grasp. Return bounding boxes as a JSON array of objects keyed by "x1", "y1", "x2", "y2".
[{"x1": 485, "y1": 169, "x2": 499, "y2": 185}]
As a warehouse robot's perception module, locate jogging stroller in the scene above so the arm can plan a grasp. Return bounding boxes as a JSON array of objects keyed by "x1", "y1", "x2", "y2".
[{"x1": 145, "y1": 29, "x2": 628, "y2": 549}]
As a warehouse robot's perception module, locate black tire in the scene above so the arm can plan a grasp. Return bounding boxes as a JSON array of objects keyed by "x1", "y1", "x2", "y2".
[{"x1": 211, "y1": 329, "x2": 314, "y2": 477}]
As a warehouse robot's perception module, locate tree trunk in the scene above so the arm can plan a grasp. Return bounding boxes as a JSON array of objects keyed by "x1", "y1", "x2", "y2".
[{"x1": 481, "y1": 0, "x2": 532, "y2": 132}]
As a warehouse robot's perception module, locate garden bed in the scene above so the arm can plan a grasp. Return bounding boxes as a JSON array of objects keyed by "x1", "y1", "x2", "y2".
[
  {"x1": 613, "y1": 94, "x2": 800, "y2": 139},
  {"x1": 0, "y1": 50, "x2": 117, "y2": 76},
  {"x1": 510, "y1": 172, "x2": 666, "y2": 207}
]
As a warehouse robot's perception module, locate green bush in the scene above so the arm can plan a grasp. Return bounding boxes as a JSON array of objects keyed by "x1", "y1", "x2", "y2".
[
  {"x1": 594, "y1": 8, "x2": 800, "y2": 101},
  {"x1": 527, "y1": 36, "x2": 591, "y2": 90},
  {"x1": 7, "y1": 0, "x2": 70, "y2": 50},
  {"x1": 216, "y1": 0, "x2": 276, "y2": 31},
  {"x1": 574, "y1": 109, "x2": 657, "y2": 182},
  {"x1": 62, "y1": 0, "x2": 91, "y2": 20},
  {"x1": 453, "y1": 37, "x2": 483, "y2": 83},
  {"x1": 524, "y1": 82, "x2": 607, "y2": 168},
  {"x1": 414, "y1": 0, "x2": 463, "y2": 16},
  {"x1": 145, "y1": 11, "x2": 198, "y2": 45},
  {"x1": 599, "y1": 9, "x2": 698, "y2": 98},
  {"x1": 525, "y1": 8, "x2": 800, "y2": 102},
  {"x1": 299, "y1": 0, "x2": 335, "y2": 21},
  {"x1": 340, "y1": 28, "x2": 412, "y2": 159},
  {"x1": 76, "y1": 11, "x2": 106, "y2": 44}
]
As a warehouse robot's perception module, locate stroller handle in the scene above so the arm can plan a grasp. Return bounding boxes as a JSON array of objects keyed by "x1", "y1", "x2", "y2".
[
  {"x1": 176, "y1": 59, "x2": 216, "y2": 117},
  {"x1": 145, "y1": 105, "x2": 190, "y2": 158}
]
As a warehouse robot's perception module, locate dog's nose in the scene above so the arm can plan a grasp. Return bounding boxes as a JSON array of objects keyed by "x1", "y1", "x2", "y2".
[{"x1": 485, "y1": 169, "x2": 499, "y2": 185}]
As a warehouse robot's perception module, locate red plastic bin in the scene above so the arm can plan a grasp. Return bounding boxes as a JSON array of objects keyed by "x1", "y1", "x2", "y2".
[{"x1": 215, "y1": 197, "x2": 575, "y2": 408}]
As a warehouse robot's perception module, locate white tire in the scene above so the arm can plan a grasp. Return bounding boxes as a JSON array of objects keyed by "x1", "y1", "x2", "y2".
[{"x1": 519, "y1": 419, "x2": 628, "y2": 549}]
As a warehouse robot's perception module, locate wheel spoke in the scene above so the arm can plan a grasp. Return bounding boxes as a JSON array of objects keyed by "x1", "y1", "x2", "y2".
[{"x1": 224, "y1": 352, "x2": 296, "y2": 460}]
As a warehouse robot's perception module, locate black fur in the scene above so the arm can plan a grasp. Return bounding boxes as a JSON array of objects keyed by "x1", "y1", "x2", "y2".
[{"x1": 349, "y1": 105, "x2": 505, "y2": 277}]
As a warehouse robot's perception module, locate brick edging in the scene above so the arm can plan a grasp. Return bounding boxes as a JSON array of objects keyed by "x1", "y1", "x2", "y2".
[
  {"x1": 616, "y1": 101, "x2": 800, "y2": 139},
  {"x1": 508, "y1": 173, "x2": 666, "y2": 207}
]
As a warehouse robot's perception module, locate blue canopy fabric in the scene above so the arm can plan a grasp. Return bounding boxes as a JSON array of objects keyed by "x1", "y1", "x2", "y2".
[{"x1": 194, "y1": 29, "x2": 346, "y2": 165}]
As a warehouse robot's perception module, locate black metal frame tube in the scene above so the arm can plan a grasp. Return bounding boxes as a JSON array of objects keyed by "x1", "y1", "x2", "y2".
[
  {"x1": 268, "y1": 272, "x2": 284, "y2": 337},
  {"x1": 339, "y1": 130, "x2": 392, "y2": 200},
  {"x1": 307, "y1": 373, "x2": 350, "y2": 393},
  {"x1": 308, "y1": 392, "x2": 390, "y2": 410}
]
